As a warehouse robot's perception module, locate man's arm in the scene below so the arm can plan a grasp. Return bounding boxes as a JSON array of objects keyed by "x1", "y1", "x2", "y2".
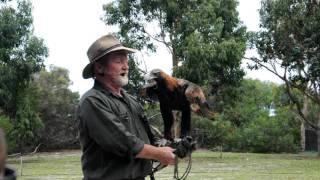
[{"x1": 136, "y1": 144, "x2": 175, "y2": 165}]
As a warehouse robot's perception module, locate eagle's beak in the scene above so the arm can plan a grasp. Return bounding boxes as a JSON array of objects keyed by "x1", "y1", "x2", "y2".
[
  {"x1": 142, "y1": 81, "x2": 157, "y2": 88},
  {"x1": 144, "y1": 73, "x2": 157, "y2": 82}
]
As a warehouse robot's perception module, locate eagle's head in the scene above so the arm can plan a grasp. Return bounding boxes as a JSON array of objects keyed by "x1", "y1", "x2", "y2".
[
  {"x1": 142, "y1": 69, "x2": 163, "y2": 89},
  {"x1": 144, "y1": 69, "x2": 163, "y2": 83},
  {"x1": 138, "y1": 69, "x2": 162, "y2": 100},
  {"x1": 144, "y1": 69, "x2": 179, "y2": 92}
]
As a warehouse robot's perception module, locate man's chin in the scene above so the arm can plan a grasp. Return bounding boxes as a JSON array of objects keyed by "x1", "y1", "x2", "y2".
[{"x1": 116, "y1": 76, "x2": 129, "y2": 87}]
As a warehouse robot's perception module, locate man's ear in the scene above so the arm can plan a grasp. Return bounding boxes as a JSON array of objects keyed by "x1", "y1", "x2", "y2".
[{"x1": 94, "y1": 62, "x2": 105, "y2": 76}]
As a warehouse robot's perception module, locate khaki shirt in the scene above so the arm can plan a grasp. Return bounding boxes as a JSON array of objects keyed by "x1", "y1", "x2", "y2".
[{"x1": 77, "y1": 80, "x2": 152, "y2": 180}]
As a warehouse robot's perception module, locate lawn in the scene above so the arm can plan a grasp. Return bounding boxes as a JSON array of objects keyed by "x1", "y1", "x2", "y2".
[{"x1": 7, "y1": 150, "x2": 320, "y2": 180}]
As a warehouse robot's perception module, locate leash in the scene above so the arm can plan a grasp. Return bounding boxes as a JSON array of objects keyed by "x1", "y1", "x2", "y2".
[
  {"x1": 149, "y1": 137, "x2": 195, "y2": 180},
  {"x1": 173, "y1": 153, "x2": 192, "y2": 180},
  {"x1": 150, "y1": 153, "x2": 192, "y2": 180},
  {"x1": 144, "y1": 114, "x2": 195, "y2": 180},
  {"x1": 149, "y1": 160, "x2": 166, "y2": 180}
]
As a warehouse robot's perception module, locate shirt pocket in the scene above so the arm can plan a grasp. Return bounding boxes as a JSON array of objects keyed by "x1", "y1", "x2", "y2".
[{"x1": 118, "y1": 112, "x2": 131, "y2": 129}]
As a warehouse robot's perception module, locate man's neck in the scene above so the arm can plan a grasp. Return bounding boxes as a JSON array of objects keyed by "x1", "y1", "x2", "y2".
[
  {"x1": 105, "y1": 83, "x2": 122, "y2": 97},
  {"x1": 97, "y1": 78, "x2": 122, "y2": 97}
]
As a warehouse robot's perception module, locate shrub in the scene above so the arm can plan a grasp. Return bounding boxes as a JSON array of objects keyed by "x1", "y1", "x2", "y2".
[
  {"x1": 0, "y1": 114, "x2": 13, "y2": 133},
  {"x1": 226, "y1": 113, "x2": 299, "y2": 153},
  {"x1": 192, "y1": 115, "x2": 233, "y2": 149}
]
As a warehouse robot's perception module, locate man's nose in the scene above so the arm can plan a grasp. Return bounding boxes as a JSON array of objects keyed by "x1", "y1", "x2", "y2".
[{"x1": 123, "y1": 61, "x2": 129, "y2": 70}]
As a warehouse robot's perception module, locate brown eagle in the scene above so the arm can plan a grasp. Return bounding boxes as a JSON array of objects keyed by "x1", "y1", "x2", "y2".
[{"x1": 140, "y1": 69, "x2": 213, "y2": 140}]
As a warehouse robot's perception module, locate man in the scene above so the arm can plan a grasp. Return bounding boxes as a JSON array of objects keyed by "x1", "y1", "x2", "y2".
[
  {"x1": 0, "y1": 128, "x2": 16, "y2": 180},
  {"x1": 77, "y1": 34, "x2": 175, "y2": 180}
]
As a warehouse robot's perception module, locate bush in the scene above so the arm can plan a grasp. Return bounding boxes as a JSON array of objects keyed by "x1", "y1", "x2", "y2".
[
  {"x1": 192, "y1": 115, "x2": 233, "y2": 149},
  {"x1": 0, "y1": 114, "x2": 16, "y2": 152},
  {"x1": 144, "y1": 103, "x2": 163, "y2": 132},
  {"x1": 0, "y1": 114, "x2": 13, "y2": 133},
  {"x1": 225, "y1": 113, "x2": 299, "y2": 153}
]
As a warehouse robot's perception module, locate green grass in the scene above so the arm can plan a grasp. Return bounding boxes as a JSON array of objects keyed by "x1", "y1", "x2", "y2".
[{"x1": 7, "y1": 150, "x2": 320, "y2": 180}]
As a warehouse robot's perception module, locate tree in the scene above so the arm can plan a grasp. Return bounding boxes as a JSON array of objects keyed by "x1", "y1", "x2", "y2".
[
  {"x1": 126, "y1": 55, "x2": 145, "y2": 96},
  {"x1": 223, "y1": 79, "x2": 275, "y2": 127},
  {"x1": 249, "y1": 0, "x2": 320, "y2": 155},
  {"x1": 9, "y1": 83, "x2": 43, "y2": 151},
  {"x1": 32, "y1": 66, "x2": 79, "y2": 150},
  {"x1": 103, "y1": 0, "x2": 247, "y2": 111},
  {"x1": 223, "y1": 79, "x2": 300, "y2": 152},
  {"x1": 0, "y1": 0, "x2": 48, "y2": 152}
]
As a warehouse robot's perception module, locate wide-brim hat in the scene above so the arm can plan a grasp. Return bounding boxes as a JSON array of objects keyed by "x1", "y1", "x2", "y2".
[{"x1": 82, "y1": 34, "x2": 136, "y2": 79}]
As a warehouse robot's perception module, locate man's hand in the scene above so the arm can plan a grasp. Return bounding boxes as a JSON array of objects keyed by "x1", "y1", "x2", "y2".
[
  {"x1": 157, "y1": 146, "x2": 175, "y2": 165},
  {"x1": 136, "y1": 144, "x2": 175, "y2": 165}
]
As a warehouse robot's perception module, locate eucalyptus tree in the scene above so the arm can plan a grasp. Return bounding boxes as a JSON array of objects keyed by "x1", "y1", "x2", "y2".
[
  {"x1": 32, "y1": 66, "x2": 79, "y2": 150},
  {"x1": 0, "y1": 0, "x2": 48, "y2": 151},
  {"x1": 249, "y1": 0, "x2": 320, "y2": 154},
  {"x1": 103, "y1": 0, "x2": 247, "y2": 111}
]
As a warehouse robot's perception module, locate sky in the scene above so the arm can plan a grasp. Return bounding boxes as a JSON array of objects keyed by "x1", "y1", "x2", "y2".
[{"x1": 31, "y1": 0, "x2": 282, "y2": 96}]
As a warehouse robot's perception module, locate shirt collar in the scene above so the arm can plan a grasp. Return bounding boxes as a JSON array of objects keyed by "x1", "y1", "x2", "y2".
[{"x1": 93, "y1": 80, "x2": 128, "y2": 98}]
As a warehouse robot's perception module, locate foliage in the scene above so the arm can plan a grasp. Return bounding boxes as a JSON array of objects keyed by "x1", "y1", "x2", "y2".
[
  {"x1": 0, "y1": 114, "x2": 16, "y2": 151},
  {"x1": 0, "y1": 114, "x2": 13, "y2": 134},
  {"x1": 222, "y1": 79, "x2": 300, "y2": 152},
  {"x1": 102, "y1": 0, "x2": 247, "y2": 112},
  {"x1": 188, "y1": 79, "x2": 300, "y2": 152},
  {"x1": 222, "y1": 79, "x2": 275, "y2": 127},
  {"x1": 9, "y1": 86, "x2": 43, "y2": 151},
  {"x1": 102, "y1": 0, "x2": 304, "y2": 153},
  {"x1": 142, "y1": 79, "x2": 301, "y2": 152},
  {"x1": 192, "y1": 115, "x2": 232, "y2": 149},
  {"x1": 0, "y1": 0, "x2": 48, "y2": 117},
  {"x1": 142, "y1": 78, "x2": 301, "y2": 152},
  {"x1": 226, "y1": 113, "x2": 300, "y2": 153},
  {"x1": 125, "y1": 54, "x2": 145, "y2": 96},
  {"x1": 0, "y1": 0, "x2": 48, "y2": 152},
  {"x1": 32, "y1": 66, "x2": 80, "y2": 150},
  {"x1": 249, "y1": 0, "x2": 320, "y2": 131}
]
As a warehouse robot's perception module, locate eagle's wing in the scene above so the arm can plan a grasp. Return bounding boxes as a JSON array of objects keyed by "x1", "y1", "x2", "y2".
[
  {"x1": 177, "y1": 79, "x2": 214, "y2": 117},
  {"x1": 177, "y1": 79, "x2": 206, "y2": 103}
]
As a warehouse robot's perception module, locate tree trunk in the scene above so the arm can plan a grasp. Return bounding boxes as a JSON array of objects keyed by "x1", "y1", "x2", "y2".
[
  {"x1": 300, "y1": 122, "x2": 306, "y2": 152},
  {"x1": 172, "y1": 48, "x2": 178, "y2": 69},
  {"x1": 300, "y1": 96, "x2": 308, "y2": 152}
]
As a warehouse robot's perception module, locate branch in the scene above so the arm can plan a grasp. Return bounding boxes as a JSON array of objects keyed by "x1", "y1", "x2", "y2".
[
  {"x1": 295, "y1": 82, "x2": 320, "y2": 104},
  {"x1": 245, "y1": 57, "x2": 319, "y2": 104},
  {"x1": 148, "y1": 113, "x2": 162, "y2": 120},
  {"x1": 141, "y1": 27, "x2": 173, "y2": 55},
  {"x1": 30, "y1": 144, "x2": 41, "y2": 155},
  {"x1": 245, "y1": 56, "x2": 320, "y2": 130},
  {"x1": 8, "y1": 153, "x2": 21, "y2": 158},
  {"x1": 7, "y1": 144, "x2": 41, "y2": 157},
  {"x1": 243, "y1": 57, "x2": 286, "y2": 81},
  {"x1": 284, "y1": 81, "x2": 319, "y2": 130}
]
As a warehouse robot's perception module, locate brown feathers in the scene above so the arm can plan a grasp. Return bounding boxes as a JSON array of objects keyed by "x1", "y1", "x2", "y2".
[{"x1": 141, "y1": 69, "x2": 214, "y2": 140}]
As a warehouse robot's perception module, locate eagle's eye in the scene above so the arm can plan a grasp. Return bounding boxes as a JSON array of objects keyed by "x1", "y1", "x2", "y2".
[
  {"x1": 153, "y1": 71, "x2": 160, "y2": 76},
  {"x1": 153, "y1": 84, "x2": 158, "y2": 90}
]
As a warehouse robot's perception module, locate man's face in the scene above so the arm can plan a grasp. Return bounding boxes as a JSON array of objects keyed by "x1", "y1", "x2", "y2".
[{"x1": 103, "y1": 51, "x2": 129, "y2": 87}]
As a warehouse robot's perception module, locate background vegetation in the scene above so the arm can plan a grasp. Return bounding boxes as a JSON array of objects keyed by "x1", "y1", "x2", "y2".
[{"x1": 0, "y1": 0, "x2": 319, "y2": 156}]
